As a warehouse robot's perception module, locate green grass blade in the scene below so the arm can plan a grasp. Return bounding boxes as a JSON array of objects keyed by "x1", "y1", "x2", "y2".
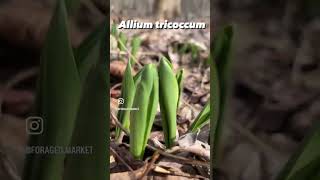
[
  {"x1": 276, "y1": 121, "x2": 320, "y2": 180},
  {"x1": 142, "y1": 65, "x2": 159, "y2": 156},
  {"x1": 130, "y1": 36, "x2": 141, "y2": 65},
  {"x1": 118, "y1": 32, "x2": 127, "y2": 52},
  {"x1": 176, "y1": 69, "x2": 184, "y2": 108},
  {"x1": 111, "y1": 24, "x2": 118, "y2": 37},
  {"x1": 158, "y1": 57, "x2": 179, "y2": 148},
  {"x1": 23, "y1": 1, "x2": 81, "y2": 180},
  {"x1": 190, "y1": 102, "x2": 210, "y2": 132},
  {"x1": 133, "y1": 68, "x2": 143, "y2": 84},
  {"x1": 130, "y1": 65, "x2": 158, "y2": 159},
  {"x1": 286, "y1": 156, "x2": 320, "y2": 180},
  {"x1": 63, "y1": 22, "x2": 108, "y2": 179},
  {"x1": 191, "y1": 44, "x2": 199, "y2": 60},
  {"x1": 116, "y1": 61, "x2": 136, "y2": 139},
  {"x1": 211, "y1": 25, "x2": 234, "y2": 169},
  {"x1": 75, "y1": 22, "x2": 105, "y2": 83}
]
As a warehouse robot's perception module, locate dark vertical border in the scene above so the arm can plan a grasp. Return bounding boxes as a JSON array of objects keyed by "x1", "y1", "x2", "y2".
[
  {"x1": 105, "y1": 1, "x2": 111, "y2": 179},
  {"x1": 210, "y1": 1, "x2": 214, "y2": 179}
]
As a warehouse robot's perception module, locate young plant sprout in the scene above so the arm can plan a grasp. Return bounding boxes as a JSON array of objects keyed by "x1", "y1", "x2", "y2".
[
  {"x1": 130, "y1": 64, "x2": 159, "y2": 160},
  {"x1": 116, "y1": 61, "x2": 135, "y2": 141},
  {"x1": 189, "y1": 102, "x2": 210, "y2": 133},
  {"x1": 158, "y1": 57, "x2": 180, "y2": 148}
]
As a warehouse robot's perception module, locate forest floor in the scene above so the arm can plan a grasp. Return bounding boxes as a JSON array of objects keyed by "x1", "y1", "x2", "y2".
[
  {"x1": 109, "y1": 15, "x2": 211, "y2": 179},
  {"x1": 0, "y1": 0, "x2": 319, "y2": 180}
]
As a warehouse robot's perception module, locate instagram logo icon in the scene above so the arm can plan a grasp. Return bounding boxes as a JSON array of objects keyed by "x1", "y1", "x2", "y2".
[{"x1": 26, "y1": 116, "x2": 44, "y2": 135}]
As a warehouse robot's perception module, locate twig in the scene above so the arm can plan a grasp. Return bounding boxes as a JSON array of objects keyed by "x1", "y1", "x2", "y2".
[
  {"x1": 168, "y1": 145, "x2": 210, "y2": 161},
  {"x1": 110, "y1": 50, "x2": 161, "y2": 57},
  {"x1": 138, "y1": 151, "x2": 160, "y2": 180},
  {"x1": 116, "y1": 38, "x2": 143, "y2": 68},
  {"x1": 181, "y1": 98, "x2": 198, "y2": 112},
  {"x1": 156, "y1": 164, "x2": 209, "y2": 179},
  {"x1": 116, "y1": 131, "x2": 125, "y2": 144},
  {"x1": 110, "y1": 112, "x2": 209, "y2": 167},
  {"x1": 110, "y1": 147, "x2": 134, "y2": 172},
  {"x1": 146, "y1": 145, "x2": 209, "y2": 167},
  {"x1": 110, "y1": 83, "x2": 122, "y2": 92},
  {"x1": 111, "y1": 112, "x2": 130, "y2": 135}
]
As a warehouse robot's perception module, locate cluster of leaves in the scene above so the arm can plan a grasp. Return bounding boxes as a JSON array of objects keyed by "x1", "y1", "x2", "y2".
[
  {"x1": 116, "y1": 55, "x2": 210, "y2": 159},
  {"x1": 111, "y1": 24, "x2": 141, "y2": 65},
  {"x1": 178, "y1": 42, "x2": 201, "y2": 61},
  {"x1": 23, "y1": 1, "x2": 107, "y2": 180}
]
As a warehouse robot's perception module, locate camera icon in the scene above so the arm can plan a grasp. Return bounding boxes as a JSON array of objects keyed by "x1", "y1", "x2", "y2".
[
  {"x1": 118, "y1": 98, "x2": 124, "y2": 105},
  {"x1": 26, "y1": 116, "x2": 43, "y2": 135}
]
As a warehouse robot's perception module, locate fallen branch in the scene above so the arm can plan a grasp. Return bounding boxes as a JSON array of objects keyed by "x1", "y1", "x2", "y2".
[
  {"x1": 138, "y1": 151, "x2": 160, "y2": 180},
  {"x1": 110, "y1": 147, "x2": 134, "y2": 172}
]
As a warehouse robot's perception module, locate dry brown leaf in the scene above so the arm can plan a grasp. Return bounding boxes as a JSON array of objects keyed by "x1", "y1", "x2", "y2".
[
  {"x1": 110, "y1": 60, "x2": 128, "y2": 78},
  {"x1": 110, "y1": 155, "x2": 117, "y2": 169}
]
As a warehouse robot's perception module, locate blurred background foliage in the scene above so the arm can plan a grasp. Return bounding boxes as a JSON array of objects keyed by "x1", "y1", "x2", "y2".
[{"x1": 213, "y1": 0, "x2": 320, "y2": 179}]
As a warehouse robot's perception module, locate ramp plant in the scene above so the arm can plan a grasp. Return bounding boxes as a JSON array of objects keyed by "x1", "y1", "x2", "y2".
[
  {"x1": 205, "y1": 25, "x2": 234, "y2": 178},
  {"x1": 117, "y1": 57, "x2": 183, "y2": 159},
  {"x1": 189, "y1": 101, "x2": 210, "y2": 133},
  {"x1": 210, "y1": 26, "x2": 234, "y2": 167},
  {"x1": 115, "y1": 61, "x2": 135, "y2": 140},
  {"x1": 276, "y1": 121, "x2": 320, "y2": 180},
  {"x1": 23, "y1": 0, "x2": 107, "y2": 180},
  {"x1": 130, "y1": 64, "x2": 159, "y2": 160},
  {"x1": 158, "y1": 57, "x2": 180, "y2": 148},
  {"x1": 111, "y1": 25, "x2": 141, "y2": 65}
]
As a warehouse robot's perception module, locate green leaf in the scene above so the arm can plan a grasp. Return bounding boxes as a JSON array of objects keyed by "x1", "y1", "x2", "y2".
[
  {"x1": 131, "y1": 36, "x2": 141, "y2": 57},
  {"x1": 176, "y1": 69, "x2": 184, "y2": 108},
  {"x1": 75, "y1": 22, "x2": 105, "y2": 83},
  {"x1": 116, "y1": 61, "x2": 136, "y2": 139},
  {"x1": 190, "y1": 102, "x2": 210, "y2": 132},
  {"x1": 63, "y1": 21, "x2": 108, "y2": 179},
  {"x1": 130, "y1": 36, "x2": 141, "y2": 65},
  {"x1": 178, "y1": 43, "x2": 189, "y2": 54},
  {"x1": 287, "y1": 156, "x2": 320, "y2": 180},
  {"x1": 143, "y1": 64, "x2": 159, "y2": 151},
  {"x1": 111, "y1": 23, "x2": 118, "y2": 37},
  {"x1": 118, "y1": 32, "x2": 128, "y2": 52},
  {"x1": 23, "y1": 1, "x2": 81, "y2": 180},
  {"x1": 133, "y1": 68, "x2": 143, "y2": 84},
  {"x1": 178, "y1": 43, "x2": 199, "y2": 60},
  {"x1": 158, "y1": 57, "x2": 179, "y2": 148},
  {"x1": 276, "y1": 121, "x2": 320, "y2": 180},
  {"x1": 130, "y1": 65, "x2": 159, "y2": 159},
  {"x1": 191, "y1": 44, "x2": 199, "y2": 60},
  {"x1": 210, "y1": 25, "x2": 234, "y2": 168}
]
